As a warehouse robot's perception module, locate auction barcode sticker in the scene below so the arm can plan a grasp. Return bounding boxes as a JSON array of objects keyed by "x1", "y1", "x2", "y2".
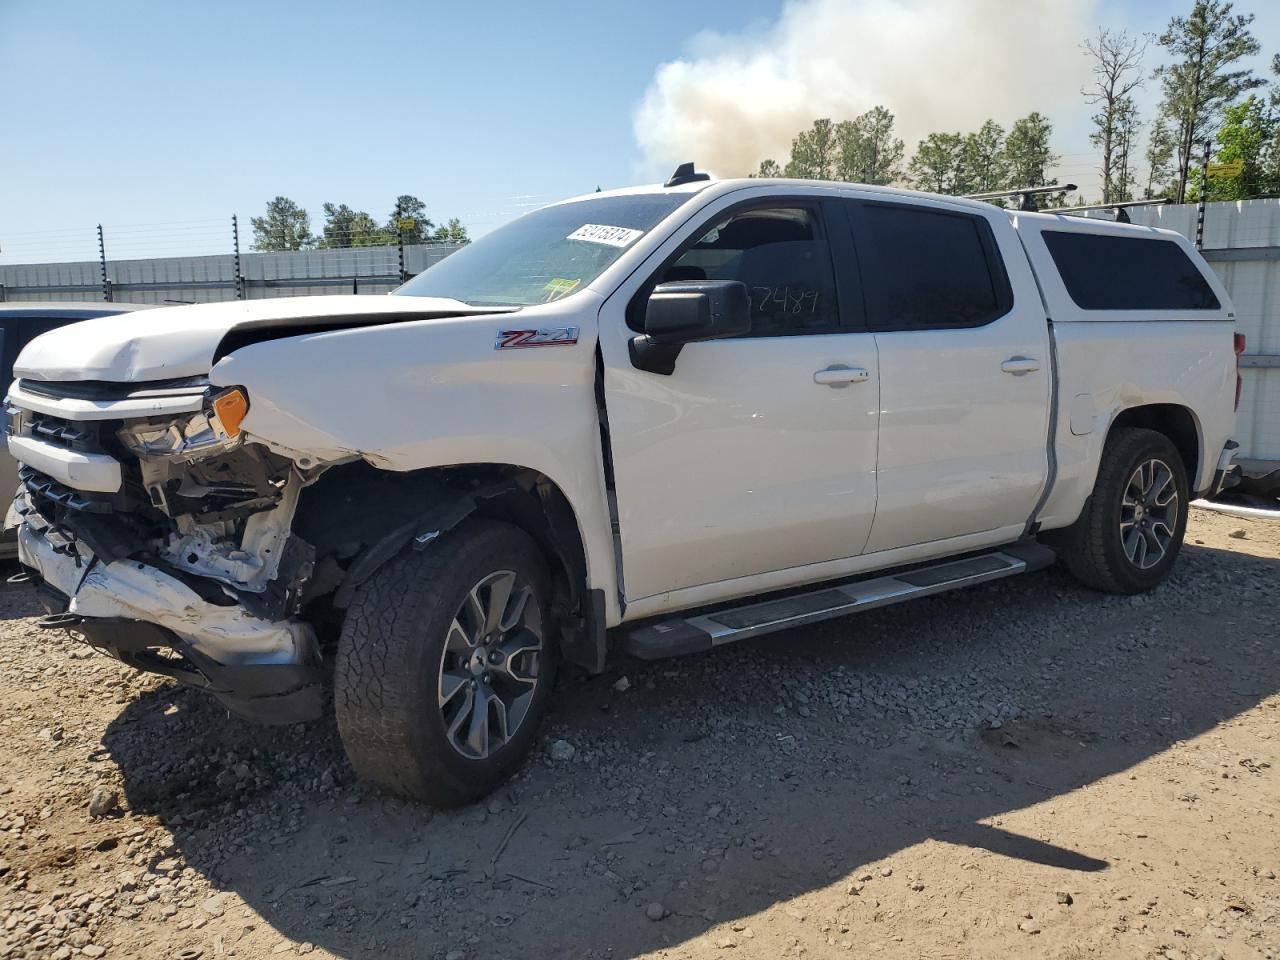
[{"x1": 566, "y1": 224, "x2": 644, "y2": 248}]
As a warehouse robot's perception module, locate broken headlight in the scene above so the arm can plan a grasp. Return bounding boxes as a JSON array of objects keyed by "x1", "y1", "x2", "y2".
[{"x1": 116, "y1": 386, "x2": 249, "y2": 461}]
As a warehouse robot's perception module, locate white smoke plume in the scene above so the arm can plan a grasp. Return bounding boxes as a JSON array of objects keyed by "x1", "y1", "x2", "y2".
[{"x1": 634, "y1": 0, "x2": 1101, "y2": 179}]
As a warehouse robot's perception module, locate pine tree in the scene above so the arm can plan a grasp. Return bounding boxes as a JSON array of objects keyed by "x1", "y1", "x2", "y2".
[
  {"x1": 908, "y1": 132, "x2": 965, "y2": 194},
  {"x1": 1153, "y1": 0, "x2": 1263, "y2": 202},
  {"x1": 1004, "y1": 113, "x2": 1059, "y2": 188},
  {"x1": 250, "y1": 197, "x2": 312, "y2": 251},
  {"x1": 835, "y1": 106, "x2": 905, "y2": 185},
  {"x1": 785, "y1": 119, "x2": 839, "y2": 179}
]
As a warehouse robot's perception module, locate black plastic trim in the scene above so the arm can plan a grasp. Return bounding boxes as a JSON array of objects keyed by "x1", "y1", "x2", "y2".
[
  {"x1": 212, "y1": 308, "x2": 517, "y2": 364},
  {"x1": 559, "y1": 588, "x2": 608, "y2": 673},
  {"x1": 624, "y1": 619, "x2": 713, "y2": 660}
]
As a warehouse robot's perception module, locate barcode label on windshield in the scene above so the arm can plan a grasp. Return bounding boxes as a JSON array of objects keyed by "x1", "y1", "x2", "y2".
[{"x1": 567, "y1": 224, "x2": 644, "y2": 248}]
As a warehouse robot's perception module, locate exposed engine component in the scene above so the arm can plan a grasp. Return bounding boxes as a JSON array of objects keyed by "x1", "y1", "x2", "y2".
[
  {"x1": 159, "y1": 469, "x2": 305, "y2": 591},
  {"x1": 133, "y1": 442, "x2": 293, "y2": 519}
]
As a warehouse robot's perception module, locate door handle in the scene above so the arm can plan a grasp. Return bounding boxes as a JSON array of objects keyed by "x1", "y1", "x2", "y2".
[
  {"x1": 814, "y1": 365, "x2": 870, "y2": 386},
  {"x1": 1000, "y1": 356, "x2": 1041, "y2": 376}
]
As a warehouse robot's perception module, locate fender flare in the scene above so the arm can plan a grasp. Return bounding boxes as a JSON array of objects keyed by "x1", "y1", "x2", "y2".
[{"x1": 317, "y1": 471, "x2": 607, "y2": 673}]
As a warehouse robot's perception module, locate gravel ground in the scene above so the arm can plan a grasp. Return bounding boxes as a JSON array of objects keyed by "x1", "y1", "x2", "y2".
[{"x1": 0, "y1": 507, "x2": 1277, "y2": 960}]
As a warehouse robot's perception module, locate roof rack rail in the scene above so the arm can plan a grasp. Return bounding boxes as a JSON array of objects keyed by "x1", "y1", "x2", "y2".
[
  {"x1": 1052, "y1": 197, "x2": 1171, "y2": 224},
  {"x1": 665, "y1": 162, "x2": 712, "y2": 188},
  {"x1": 963, "y1": 183, "x2": 1077, "y2": 212}
]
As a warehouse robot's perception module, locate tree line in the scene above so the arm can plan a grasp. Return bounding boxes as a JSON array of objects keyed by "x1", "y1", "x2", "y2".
[
  {"x1": 250, "y1": 194, "x2": 469, "y2": 252},
  {"x1": 754, "y1": 0, "x2": 1280, "y2": 206}
]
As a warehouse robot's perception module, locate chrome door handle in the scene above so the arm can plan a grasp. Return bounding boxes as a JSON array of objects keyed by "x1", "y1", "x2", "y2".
[
  {"x1": 1001, "y1": 356, "x2": 1040, "y2": 376},
  {"x1": 814, "y1": 365, "x2": 869, "y2": 386}
]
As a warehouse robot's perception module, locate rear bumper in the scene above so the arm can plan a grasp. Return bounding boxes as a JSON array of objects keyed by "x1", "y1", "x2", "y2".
[
  {"x1": 21, "y1": 523, "x2": 323, "y2": 724},
  {"x1": 1206, "y1": 440, "x2": 1241, "y2": 498}
]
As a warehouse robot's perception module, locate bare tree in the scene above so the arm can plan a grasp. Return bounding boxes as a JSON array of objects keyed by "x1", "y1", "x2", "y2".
[{"x1": 1083, "y1": 29, "x2": 1148, "y2": 203}]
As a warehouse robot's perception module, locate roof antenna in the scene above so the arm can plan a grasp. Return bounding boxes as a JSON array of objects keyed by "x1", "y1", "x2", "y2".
[{"x1": 665, "y1": 162, "x2": 711, "y2": 188}]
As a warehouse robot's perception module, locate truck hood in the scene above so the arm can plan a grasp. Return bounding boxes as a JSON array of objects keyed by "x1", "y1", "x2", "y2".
[{"x1": 14, "y1": 295, "x2": 516, "y2": 383}]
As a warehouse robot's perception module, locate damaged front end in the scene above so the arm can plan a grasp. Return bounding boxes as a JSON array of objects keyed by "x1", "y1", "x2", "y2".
[{"x1": 7, "y1": 378, "x2": 325, "y2": 723}]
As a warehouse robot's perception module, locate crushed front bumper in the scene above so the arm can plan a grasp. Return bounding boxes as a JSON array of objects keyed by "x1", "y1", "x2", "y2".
[{"x1": 20, "y1": 524, "x2": 323, "y2": 724}]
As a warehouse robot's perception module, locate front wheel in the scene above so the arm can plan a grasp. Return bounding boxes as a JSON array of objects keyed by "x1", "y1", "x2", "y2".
[
  {"x1": 1056, "y1": 427, "x2": 1189, "y2": 594},
  {"x1": 334, "y1": 519, "x2": 557, "y2": 806}
]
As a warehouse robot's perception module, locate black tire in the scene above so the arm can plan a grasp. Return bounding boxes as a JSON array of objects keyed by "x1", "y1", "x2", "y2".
[
  {"x1": 1056, "y1": 427, "x2": 1189, "y2": 594},
  {"x1": 334, "y1": 518, "x2": 557, "y2": 806}
]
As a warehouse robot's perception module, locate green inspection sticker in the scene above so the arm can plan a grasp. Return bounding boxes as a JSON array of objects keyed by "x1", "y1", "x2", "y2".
[{"x1": 543, "y1": 277, "x2": 581, "y2": 301}]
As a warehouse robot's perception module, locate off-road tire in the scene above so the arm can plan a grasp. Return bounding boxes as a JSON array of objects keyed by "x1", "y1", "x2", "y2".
[
  {"x1": 334, "y1": 518, "x2": 557, "y2": 806},
  {"x1": 1056, "y1": 427, "x2": 1189, "y2": 594}
]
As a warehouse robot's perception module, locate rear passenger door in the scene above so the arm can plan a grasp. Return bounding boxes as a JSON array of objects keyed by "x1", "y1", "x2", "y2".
[{"x1": 844, "y1": 198, "x2": 1052, "y2": 553}]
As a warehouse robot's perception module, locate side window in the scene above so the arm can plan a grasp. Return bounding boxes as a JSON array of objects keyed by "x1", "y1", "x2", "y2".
[
  {"x1": 852, "y1": 202, "x2": 1009, "y2": 331},
  {"x1": 656, "y1": 206, "x2": 841, "y2": 336},
  {"x1": 1040, "y1": 231, "x2": 1220, "y2": 311}
]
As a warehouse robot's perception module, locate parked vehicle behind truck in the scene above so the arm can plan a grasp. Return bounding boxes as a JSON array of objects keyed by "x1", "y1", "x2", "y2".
[
  {"x1": 0, "y1": 301, "x2": 154, "y2": 557},
  {"x1": 6, "y1": 168, "x2": 1240, "y2": 805}
]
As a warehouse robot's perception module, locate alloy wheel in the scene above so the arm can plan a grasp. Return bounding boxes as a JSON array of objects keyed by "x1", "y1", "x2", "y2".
[
  {"x1": 1119, "y1": 457, "x2": 1179, "y2": 570},
  {"x1": 436, "y1": 570, "x2": 543, "y2": 760}
]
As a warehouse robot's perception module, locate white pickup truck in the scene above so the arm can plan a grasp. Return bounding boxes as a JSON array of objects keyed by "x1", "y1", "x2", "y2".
[{"x1": 7, "y1": 167, "x2": 1241, "y2": 806}]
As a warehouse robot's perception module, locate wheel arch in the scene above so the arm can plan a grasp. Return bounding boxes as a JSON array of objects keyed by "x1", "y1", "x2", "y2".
[
  {"x1": 1106, "y1": 403, "x2": 1202, "y2": 489},
  {"x1": 293, "y1": 460, "x2": 606, "y2": 672}
]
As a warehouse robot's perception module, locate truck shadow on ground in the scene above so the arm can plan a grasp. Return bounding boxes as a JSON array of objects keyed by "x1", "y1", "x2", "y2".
[{"x1": 102, "y1": 541, "x2": 1280, "y2": 959}]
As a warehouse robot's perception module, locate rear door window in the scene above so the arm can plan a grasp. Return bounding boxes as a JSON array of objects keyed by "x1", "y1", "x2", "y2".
[
  {"x1": 849, "y1": 202, "x2": 1011, "y2": 331},
  {"x1": 1041, "y1": 231, "x2": 1220, "y2": 311}
]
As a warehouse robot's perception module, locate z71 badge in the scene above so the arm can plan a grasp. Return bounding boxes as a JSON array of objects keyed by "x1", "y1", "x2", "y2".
[{"x1": 495, "y1": 327, "x2": 580, "y2": 350}]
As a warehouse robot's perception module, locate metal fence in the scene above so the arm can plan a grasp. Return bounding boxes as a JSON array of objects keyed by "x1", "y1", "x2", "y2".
[{"x1": 0, "y1": 240, "x2": 464, "y2": 305}]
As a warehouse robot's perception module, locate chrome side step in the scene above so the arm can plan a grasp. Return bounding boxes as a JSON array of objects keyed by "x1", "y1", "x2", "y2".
[{"x1": 622, "y1": 542, "x2": 1055, "y2": 660}]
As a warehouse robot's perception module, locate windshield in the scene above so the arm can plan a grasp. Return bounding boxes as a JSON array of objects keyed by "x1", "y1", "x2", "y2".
[{"x1": 394, "y1": 193, "x2": 693, "y2": 306}]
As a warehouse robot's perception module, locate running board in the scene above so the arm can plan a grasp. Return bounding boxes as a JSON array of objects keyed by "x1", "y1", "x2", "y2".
[{"x1": 622, "y1": 543, "x2": 1056, "y2": 660}]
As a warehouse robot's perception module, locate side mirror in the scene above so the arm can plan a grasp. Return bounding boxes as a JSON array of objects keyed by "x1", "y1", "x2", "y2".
[{"x1": 630, "y1": 280, "x2": 751, "y2": 375}]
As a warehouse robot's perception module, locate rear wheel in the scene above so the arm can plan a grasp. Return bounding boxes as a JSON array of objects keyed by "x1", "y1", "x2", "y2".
[
  {"x1": 1057, "y1": 427, "x2": 1189, "y2": 594},
  {"x1": 334, "y1": 519, "x2": 557, "y2": 806}
]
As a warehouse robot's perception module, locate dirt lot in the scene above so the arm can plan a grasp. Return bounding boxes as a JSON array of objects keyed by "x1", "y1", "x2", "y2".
[{"x1": 0, "y1": 507, "x2": 1277, "y2": 960}]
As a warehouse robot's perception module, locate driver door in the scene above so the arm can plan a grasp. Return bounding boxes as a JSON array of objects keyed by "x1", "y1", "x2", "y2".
[{"x1": 598, "y1": 190, "x2": 880, "y2": 606}]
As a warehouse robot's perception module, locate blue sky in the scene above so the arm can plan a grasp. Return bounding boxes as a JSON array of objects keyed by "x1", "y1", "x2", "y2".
[{"x1": 2, "y1": 0, "x2": 1277, "y2": 263}]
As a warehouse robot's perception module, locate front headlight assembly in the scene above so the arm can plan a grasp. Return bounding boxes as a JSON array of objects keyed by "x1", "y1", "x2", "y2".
[{"x1": 116, "y1": 386, "x2": 249, "y2": 461}]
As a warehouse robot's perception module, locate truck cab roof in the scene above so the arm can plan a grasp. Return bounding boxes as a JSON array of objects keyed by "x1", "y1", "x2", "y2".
[{"x1": 577, "y1": 174, "x2": 1189, "y2": 243}]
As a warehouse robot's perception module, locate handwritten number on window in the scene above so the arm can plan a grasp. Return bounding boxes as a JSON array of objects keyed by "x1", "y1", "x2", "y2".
[{"x1": 751, "y1": 286, "x2": 819, "y2": 316}]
